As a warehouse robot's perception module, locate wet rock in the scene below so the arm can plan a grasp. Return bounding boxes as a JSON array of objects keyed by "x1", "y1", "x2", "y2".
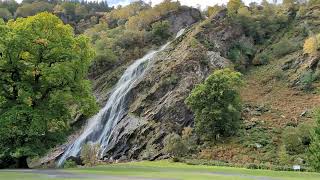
[{"x1": 101, "y1": 11, "x2": 248, "y2": 160}]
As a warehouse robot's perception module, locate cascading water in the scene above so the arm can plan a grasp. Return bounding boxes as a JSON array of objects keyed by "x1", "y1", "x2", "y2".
[{"x1": 57, "y1": 29, "x2": 186, "y2": 167}]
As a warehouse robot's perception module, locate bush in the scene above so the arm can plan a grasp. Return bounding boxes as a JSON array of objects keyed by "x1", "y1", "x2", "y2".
[
  {"x1": 303, "y1": 35, "x2": 320, "y2": 55},
  {"x1": 308, "y1": 110, "x2": 320, "y2": 171},
  {"x1": 253, "y1": 52, "x2": 271, "y2": 65},
  {"x1": 80, "y1": 143, "x2": 100, "y2": 167},
  {"x1": 271, "y1": 38, "x2": 299, "y2": 57},
  {"x1": 282, "y1": 121, "x2": 313, "y2": 155},
  {"x1": 163, "y1": 133, "x2": 187, "y2": 157},
  {"x1": 181, "y1": 127, "x2": 198, "y2": 154},
  {"x1": 185, "y1": 69, "x2": 243, "y2": 141},
  {"x1": 228, "y1": 40, "x2": 255, "y2": 70},
  {"x1": 151, "y1": 20, "x2": 172, "y2": 45},
  {"x1": 300, "y1": 70, "x2": 317, "y2": 91},
  {"x1": 15, "y1": 2, "x2": 54, "y2": 17},
  {"x1": 63, "y1": 159, "x2": 77, "y2": 168},
  {"x1": 0, "y1": 8, "x2": 12, "y2": 21}
]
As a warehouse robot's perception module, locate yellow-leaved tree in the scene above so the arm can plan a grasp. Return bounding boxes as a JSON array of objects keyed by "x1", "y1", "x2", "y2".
[{"x1": 303, "y1": 35, "x2": 319, "y2": 55}]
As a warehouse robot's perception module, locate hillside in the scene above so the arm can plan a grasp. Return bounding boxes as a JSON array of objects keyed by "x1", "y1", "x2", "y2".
[
  {"x1": 1, "y1": 0, "x2": 320, "y2": 171},
  {"x1": 91, "y1": 2, "x2": 320, "y2": 168}
]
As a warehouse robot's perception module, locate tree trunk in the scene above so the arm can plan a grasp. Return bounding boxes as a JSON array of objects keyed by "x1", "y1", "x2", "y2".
[{"x1": 16, "y1": 156, "x2": 29, "y2": 169}]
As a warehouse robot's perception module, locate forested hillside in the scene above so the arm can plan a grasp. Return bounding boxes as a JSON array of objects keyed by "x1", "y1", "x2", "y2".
[{"x1": 0, "y1": 0, "x2": 320, "y2": 173}]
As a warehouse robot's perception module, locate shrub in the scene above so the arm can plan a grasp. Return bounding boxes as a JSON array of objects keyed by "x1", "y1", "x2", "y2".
[
  {"x1": 80, "y1": 143, "x2": 100, "y2": 167},
  {"x1": 15, "y1": 2, "x2": 54, "y2": 17},
  {"x1": 308, "y1": 110, "x2": 320, "y2": 171},
  {"x1": 185, "y1": 69, "x2": 243, "y2": 141},
  {"x1": 63, "y1": 159, "x2": 77, "y2": 168},
  {"x1": 181, "y1": 127, "x2": 198, "y2": 154},
  {"x1": 253, "y1": 52, "x2": 271, "y2": 65},
  {"x1": 282, "y1": 121, "x2": 313, "y2": 155},
  {"x1": 278, "y1": 145, "x2": 290, "y2": 165},
  {"x1": 151, "y1": 20, "x2": 172, "y2": 45},
  {"x1": 303, "y1": 34, "x2": 320, "y2": 55},
  {"x1": 0, "y1": 8, "x2": 12, "y2": 21},
  {"x1": 272, "y1": 38, "x2": 299, "y2": 57},
  {"x1": 282, "y1": 127, "x2": 304, "y2": 155},
  {"x1": 163, "y1": 133, "x2": 187, "y2": 157},
  {"x1": 300, "y1": 70, "x2": 317, "y2": 91}
]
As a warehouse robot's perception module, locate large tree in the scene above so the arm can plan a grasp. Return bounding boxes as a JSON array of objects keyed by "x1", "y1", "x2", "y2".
[
  {"x1": 0, "y1": 12, "x2": 97, "y2": 168},
  {"x1": 185, "y1": 69, "x2": 243, "y2": 141}
]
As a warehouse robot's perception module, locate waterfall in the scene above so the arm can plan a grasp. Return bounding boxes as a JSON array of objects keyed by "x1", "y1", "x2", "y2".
[{"x1": 57, "y1": 29, "x2": 186, "y2": 167}]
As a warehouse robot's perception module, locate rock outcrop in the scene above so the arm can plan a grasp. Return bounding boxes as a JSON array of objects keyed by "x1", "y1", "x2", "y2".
[{"x1": 102, "y1": 10, "x2": 248, "y2": 160}]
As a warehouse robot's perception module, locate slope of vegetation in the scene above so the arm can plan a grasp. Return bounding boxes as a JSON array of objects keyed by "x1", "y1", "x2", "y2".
[{"x1": 0, "y1": 0, "x2": 320, "y2": 173}]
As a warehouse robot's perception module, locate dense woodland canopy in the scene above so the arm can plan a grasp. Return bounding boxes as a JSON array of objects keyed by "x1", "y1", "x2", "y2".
[{"x1": 0, "y1": 0, "x2": 320, "y2": 172}]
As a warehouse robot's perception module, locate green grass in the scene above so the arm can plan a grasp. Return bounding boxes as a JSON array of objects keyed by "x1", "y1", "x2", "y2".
[{"x1": 1, "y1": 160, "x2": 320, "y2": 180}]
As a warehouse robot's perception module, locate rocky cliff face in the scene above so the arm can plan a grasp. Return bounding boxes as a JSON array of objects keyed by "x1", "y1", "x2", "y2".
[
  {"x1": 89, "y1": 6, "x2": 203, "y2": 106},
  {"x1": 102, "y1": 10, "x2": 248, "y2": 161}
]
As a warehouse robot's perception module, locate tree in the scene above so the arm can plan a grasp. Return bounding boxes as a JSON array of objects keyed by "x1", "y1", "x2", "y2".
[
  {"x1": 185, "y1": 69, "x2": 243, "y2": 141},
  {"x1": 303, "y1": 35, "x2": 319, "y2": 55},
  {"x1": 0, "y1": 12, "x2": 97, "y2": 168},
  {"x1": 308, "y1": 111, "x2": 320, "y2": 171},
  {"x1": 207, "y1": 5, "x2": 224, "y2": 17},
  {"x1": 0, "y1": 7, "x2": 12, "y2": 21},
  {"x1": 227, "y1": 0, "x2": 243, "y2": 18},
  {"x1": 0, "y1": 0, "x2": 19, "y2": 15},
  {"x1": 80, "y1": 143, "x2": 100, "y2": 167},
  {"x1": 15, "y1": 1, "x2": 54, "y2": 17},
  {"x1": 151, "y1": 20, "x2": 171, "y2": 45}
]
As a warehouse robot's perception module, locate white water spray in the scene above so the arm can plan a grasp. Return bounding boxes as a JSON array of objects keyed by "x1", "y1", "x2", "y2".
[{"x1": 57, "y1": 29, "x2": 186, "y2": 167}]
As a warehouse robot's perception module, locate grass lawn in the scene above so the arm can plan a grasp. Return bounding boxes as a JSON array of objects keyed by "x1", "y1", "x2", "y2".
[{"x1": 1, "y1": 160, "x2": 320, "y2": 180}]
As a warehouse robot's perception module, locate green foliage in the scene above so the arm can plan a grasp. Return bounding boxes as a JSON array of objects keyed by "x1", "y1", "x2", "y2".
[
  {"x1": 253, "y1": 52, "x2": 271, "y2": 65},
  {"x1": 240, "y1": 127, "x2": 272, "y2": 149},
  {"x1": 0, "y1": 7, "x2": 12, "y2": 21},
  {"x1": 300, "y1": 70, "x2": 317, "y2": 91},
  {"x1": 227, "y1": 0, "x2": 243, "y2": 18},
  {"x1": 278, "y1": 145, "x2": 290, "y2": 165},
  {"x1": 151, "y1": 20, "x2": 172, "y2": 45},
  {"x1": 282, "y1": 122, "x2": 313, "y2": 155},
  {"x1": 308, "y1": 110, "x2": 320, "y2": 171},
  {"x1": 271, "y1": 38, "x2": 300, "y2": 57},
  {"x1": 0, "y1": 0, "x2": 19, "y2": 15},
  {"x1": 126, "y1": 0, "x2": 180, "y2": 31},
  {"x1": 185, "y1": 69, "x2": 243, "y2": 141},
  {"x1": 228, "y1": 39, "x2": 256, "y2": 70},
  {"x1": 80, "y1": 143, "x2": 100, "y2": 167},
  {"x1": 103, "y1": 1, "x2": 150, "y2": 28},
  {"x1": 234, "y1": 1, "x2": 289, "y2": 44},
  {"x1": 63, "y1": 159, "x2": 77, "y2": 168},
  {"x1": 0, "y1": 13, "x2": 97, "y2": 166},
  {"x1": 207, "y1": 5, "x2": 224, "y2": 17},
  {"x1": 15, "y1": 1, "x2": 54, "y2": 17},
  {"x1": 163, "y1": 133, "x2": 187, "y2": 157}
]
